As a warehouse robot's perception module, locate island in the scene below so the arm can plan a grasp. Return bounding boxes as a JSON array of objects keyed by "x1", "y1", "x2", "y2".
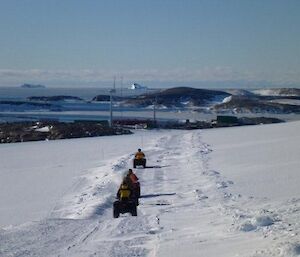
[{"x1": 21, "y1": 84, "x2": 46, "y2": 89}]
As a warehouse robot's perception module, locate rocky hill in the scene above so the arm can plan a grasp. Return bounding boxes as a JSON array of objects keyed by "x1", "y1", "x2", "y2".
[
  {"x1": 213, "y1": 95, "x2": 300, "y2": 114},
  {"x1": 223, "y1": 89, "x2": 255, "y2": 96},
  {"x1": 124, "y1": 87, "x2": 230, "y2": 107},
  {"x1": 92, "y1": 95, "x2": 125, "y2": 102},
  {"x1": 96, "y1": 86, "x2": 300, "y2": 115},
  {"x1": 252, "y1": 88, "x2": 300, "y2": 96}
]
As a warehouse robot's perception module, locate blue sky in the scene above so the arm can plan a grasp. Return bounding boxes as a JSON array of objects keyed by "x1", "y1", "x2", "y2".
[{"x1": 0, "y1": 0, "x2": 299, "y2": 87}]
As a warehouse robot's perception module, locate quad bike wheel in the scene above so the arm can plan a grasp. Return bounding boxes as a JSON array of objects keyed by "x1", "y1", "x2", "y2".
[
  {"x1": 113, "y1": 204, "x2": 120, "y2": 218},
  {"x1": 134, "y1": 159, "x2": 146, "y2": 168},
  {"x1": 131, "y1": 204, "x2": 137, "y2": 216}
]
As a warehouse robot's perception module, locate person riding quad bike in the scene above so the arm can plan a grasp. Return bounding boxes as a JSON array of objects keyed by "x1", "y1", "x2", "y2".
[
  {"x1": 113, "y1": 182, "x2": 137, "y2": 218},
  {"x1": 124, "y1": 169, "x2": 141, "y2": 198},
  {"x1": 133, "y1": 148, "x2": 146, "y2": 168}
]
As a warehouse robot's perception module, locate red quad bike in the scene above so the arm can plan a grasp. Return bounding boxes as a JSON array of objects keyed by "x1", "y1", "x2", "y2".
[
  {"x1": 113, "y1": 199, "x2": 137, "y2": 218},
  {"x1": 133, "y1": 182, "x2": 141, "y2": 198},
  {"x1": 133, "y1": 158, "x2": 146, "y2": 168}
]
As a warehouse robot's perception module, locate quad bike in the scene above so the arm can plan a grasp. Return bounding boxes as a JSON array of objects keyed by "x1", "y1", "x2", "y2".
[
  {"x1": 113, "y1": 199, "x2": 137, "y2": 218},
  {"x1": 133, "y1": 182, "x2": 141, "y2": 198},
  {"x1": 133, "y1": 158, "x2": 146, "y2": 168}
]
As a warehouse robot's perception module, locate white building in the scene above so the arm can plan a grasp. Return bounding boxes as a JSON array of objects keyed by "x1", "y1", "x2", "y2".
[{"x1": 129, "y1": 83, "x2": 147, "y2": 90}]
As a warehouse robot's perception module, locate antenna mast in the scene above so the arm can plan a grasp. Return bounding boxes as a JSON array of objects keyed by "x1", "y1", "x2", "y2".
[
  {"x1": 153, "y1": 96, "x2": 157, "y2": 128},
  {"x1": 109, "y1": 76, "x2": 116, "y2": 127},
  {"x1": 120, "y1": 76, "x2": 123, "y2": 117}
]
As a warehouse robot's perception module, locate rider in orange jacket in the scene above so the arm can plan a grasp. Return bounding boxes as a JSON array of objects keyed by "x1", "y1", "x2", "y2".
[
  {"x1": 135, "y1": 149, "x2": 145, "y2": 160},
  {"x1": 134, "y1": 149, "x2": 146, "y2": 168}
]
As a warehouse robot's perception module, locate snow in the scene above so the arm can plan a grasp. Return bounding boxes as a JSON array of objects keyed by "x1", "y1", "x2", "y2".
[
  {"x1": 1, "y1": 121, "x2": 300, "y2": 257},
  {"x1": 252, "y1": 89, "x2": 278, "y2": 96},
  {"x1": 203, "y1": 121, "x2": 300, "y2": 200},
  {"x1": 252, "y1": 89, "x2": 299, "y2": 97},
  {"x1": 0, "y1": 131, "x2": 161, "y2": 227},
  {"x1": 35, "y1": 126, "x2": 50, "y2": 132},
  {"x1": 222, "y1": 95, "x2": 232, "y2": 103}
]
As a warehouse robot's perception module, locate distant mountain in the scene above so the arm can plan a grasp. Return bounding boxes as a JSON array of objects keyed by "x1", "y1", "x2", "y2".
[
  {"x1": 252, "y1": 88, "x2": 300, "y2": 97},
  {"x1": 20, "y1": 84, "x2": 46, "y2": 89},
  {"x1": 124, "y1": 87, "x2": 231, "y2": 107},
  {"x1": 224, "y1": 89, "x2": 255, "y2": 96},
  {"x1": 213, "y1": 95, "x2": 300, "y2": 114}
]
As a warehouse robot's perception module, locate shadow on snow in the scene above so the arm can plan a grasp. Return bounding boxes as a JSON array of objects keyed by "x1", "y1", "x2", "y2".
[
  {"x1": 140, "y1": 193, "x2": 176, "y2": 199},
  {"x1": 143, "y1": 165, "x2": 171, "y2": 169}
]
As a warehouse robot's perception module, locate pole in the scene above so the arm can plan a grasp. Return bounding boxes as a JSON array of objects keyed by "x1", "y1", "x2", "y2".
[
  {"x1": 109, "y1": 77, "x2": 116, "y2": 127},
  {"x1": 109, "y1": 91, "x2": 113, "y2": 127},
  {"x1": 153, "y1": 96, "x2": 157, "y2": 128},
  {"x1": 120, "y1": 76, "x2": 123, "y2": 117}
]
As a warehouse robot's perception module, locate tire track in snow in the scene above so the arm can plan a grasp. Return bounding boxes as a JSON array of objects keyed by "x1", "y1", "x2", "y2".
[
  {"x1": 4, "y1": 129, "x2": 297, "y2": 257},
  {"x1": 137, "y1": 131, "x2": 223, "y2": 256},
  {"x1": 60, "y1": 134, "x2": 171, "y2": 257},
  {"x1": 144, "y1": 130, "x2": 278, "y2": 257},
  {"x1": 0, "y1": 130, "x2": 247, "y2": 256},
  {"x1": 0, "y1": 132, "x2": 171, "y2": 257}
]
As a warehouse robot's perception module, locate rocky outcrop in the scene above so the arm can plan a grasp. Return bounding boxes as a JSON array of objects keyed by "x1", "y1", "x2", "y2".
[
  {"x1": 124, "y1": 87, "x2": 230, "y2": 107},
  {"x1": 92, "y1": 95, "x2": 125, "y2": 102},
  {"x1": 27, "y1": 96, "x2": 84, "y2": 101},
  {"x1": 0, "y1": 121, "x2": 132, "y2": 144},
  {"x1": 253, "y1": 88, "x2": 300, "y2": 97},
  {"x1": 213, "y1": 95, "x2": 300, "y2": 114},
  {"x1": 238, "y1": 116, "x2": 283, "y2": 125},
  {"x1": 276, "y1": 88, "x2": 300, "y2": 96},
  {"x1": 21, "y1": 84, "x2": 45, "y2": 88}
]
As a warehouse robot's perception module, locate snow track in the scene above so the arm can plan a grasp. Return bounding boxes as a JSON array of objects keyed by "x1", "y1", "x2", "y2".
[{"x1": 1, "y1": 124, "x2": 300, "y2": 257}]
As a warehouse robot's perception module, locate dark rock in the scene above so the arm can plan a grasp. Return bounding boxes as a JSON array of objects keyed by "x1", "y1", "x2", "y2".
[
  {"x1": 125, "y1": 87, "x2": 230, "y2": 107},
  {"x1": 92, "y1": 95, "x2": 110, "y2": 101},
  {"x1": 0, "y1": 121, "x2": 132, "y2": 144},
  {"x1": 21, "y1": 84, "x2": 45, "y2": 88},
  {"x1": 27, "y1": 95, "x2": 84, "y2": 101},
  {"x1": 238, "y1": 117, "x2": 283, "y2": 125},
  {"x1": 92, "y1": 95, "x2": 125, "y2": 102}
]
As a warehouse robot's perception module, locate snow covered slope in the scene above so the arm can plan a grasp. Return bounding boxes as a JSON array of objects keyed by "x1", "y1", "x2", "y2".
[
  {"x1": 203, "y1": 121, "x2": 300, "y2": 200},
  {"x1": 0, "y1": 122, "x2": 300, "y2": 257},
  {"x1": 0, "y1": 131, "x2": 162, "y2": 227}
]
